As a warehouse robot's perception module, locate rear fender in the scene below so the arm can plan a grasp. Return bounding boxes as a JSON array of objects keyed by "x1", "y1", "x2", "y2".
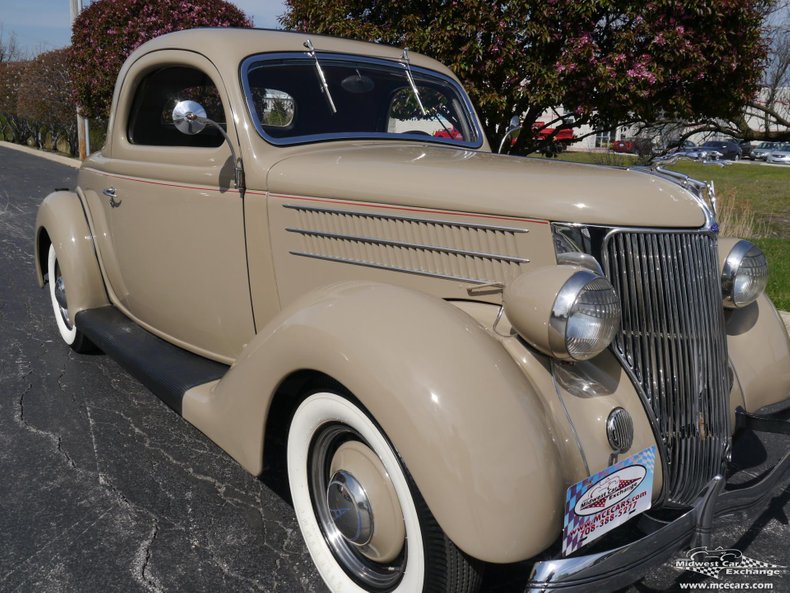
[
  {"x1": 35, "y1": 191, "x2": 109, "y2": 323},
  {"x1": 183, "y1": 281, "x2": 565, "y2": 563}
]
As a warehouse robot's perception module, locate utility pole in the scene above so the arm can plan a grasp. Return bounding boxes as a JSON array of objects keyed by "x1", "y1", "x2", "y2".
[{"x1": 69, "y1": 0, "x2": 89, "y2": 159}]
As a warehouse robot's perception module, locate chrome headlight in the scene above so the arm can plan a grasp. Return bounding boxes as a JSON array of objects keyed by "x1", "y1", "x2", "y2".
[
  {"x1": 504, "y1": 267, "x2": 621, "y2": 361},
  {"x1": 721, "y1": 240, "x2": 768, "y2": 309},
  {"x1": 552, "y1": 271, "x2": 622, "y2": 360}
]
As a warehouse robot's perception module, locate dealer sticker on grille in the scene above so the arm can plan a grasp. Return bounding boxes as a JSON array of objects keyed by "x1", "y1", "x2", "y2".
[{"x1": 562, "y1": 446, "x2": 656, "y2": 556}]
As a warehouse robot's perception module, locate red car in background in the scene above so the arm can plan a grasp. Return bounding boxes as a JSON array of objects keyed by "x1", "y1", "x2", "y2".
[
  {"x1": 611, "y1": 139, "x2": 636, "y2": 153},
  {"x1": 533, "y1": 121, "x2": 574, "y2": 142}
]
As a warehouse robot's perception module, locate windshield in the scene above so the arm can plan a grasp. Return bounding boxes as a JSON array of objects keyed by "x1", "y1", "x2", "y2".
[{"x1": 241, "y1": 53, "x2": 482, "y2": 148}]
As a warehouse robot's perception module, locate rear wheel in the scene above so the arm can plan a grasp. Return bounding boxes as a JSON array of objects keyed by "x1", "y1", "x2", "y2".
[
  {"x1": 287, "y1": 391, "x2": 482, "y2": 593},
  {"x1": 47, "y1": 244, "x2": 93, "y2": 353}
]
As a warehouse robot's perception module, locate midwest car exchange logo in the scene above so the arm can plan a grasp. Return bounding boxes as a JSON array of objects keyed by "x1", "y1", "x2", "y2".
[{"x1": 674, "y1": 547, "x2": 787, "y2": 582}]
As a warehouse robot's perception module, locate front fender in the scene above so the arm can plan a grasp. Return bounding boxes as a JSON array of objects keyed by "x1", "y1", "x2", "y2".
[
  {"x1": 726, "y1": 293, "x2": 790, "y2": 412},
  {"x1": 35, "y1": 191, "x2": 109, "y2": 323},
  {"x1": 183, "y1": 281, "x2": 565, "y2": 563}
]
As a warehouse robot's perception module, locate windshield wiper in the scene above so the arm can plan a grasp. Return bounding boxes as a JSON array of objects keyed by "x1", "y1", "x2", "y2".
[
  {"x1": 400, "y1": 48, "x2": 455, "y2": 139},
  {"x1": 304, "y1": 39, "x2": 337, "y2": 114},
  {"x1": 401, "y1": 48, "x2": 426, "y2": 116}
]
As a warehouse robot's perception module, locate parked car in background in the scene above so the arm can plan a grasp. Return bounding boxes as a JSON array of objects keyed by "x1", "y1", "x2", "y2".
[
  {"x1": 672, "y1": 144, "x2": 723, "y2": 160},
  {"x1": 34, "y1": 28, "x2": 790, "y2": 593},
  {"x1": 766, "y1": 143, "x2": 790, "y2": 164},
  {"x1": 611, "y1": 138, "x2": 636, "y2": 153},
  {"x1": 533, "y1": 120, "x2": 574, "y2": 143},
  {"x1": 739, "y1": 141, "x2": 754, "y2": 160},
  {"x1": 699, "y1": 140, "x2": 742, "y2": 160},
  {"x1": 753, "y1": 141, "x2": 779, "y2": 160},
  {"x1": 611, "y1": 137, "x2": 653, "y2": 154}
]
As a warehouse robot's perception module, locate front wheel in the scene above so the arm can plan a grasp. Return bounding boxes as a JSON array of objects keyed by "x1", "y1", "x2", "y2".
[
  {"x1": 287, "y1": 391, "x2": 482, "y2": 593},
  {"x1": 47, "y1": 244, "x2": 93, "y2": 353}
]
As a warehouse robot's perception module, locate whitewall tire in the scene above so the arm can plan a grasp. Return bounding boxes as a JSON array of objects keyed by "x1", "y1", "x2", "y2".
[
  {"x1": 287, "y1": 391, "x2": 482, "y2": 593},
  {"x1": 47, "y1": 244, "x2": 92, "y2": 352}
]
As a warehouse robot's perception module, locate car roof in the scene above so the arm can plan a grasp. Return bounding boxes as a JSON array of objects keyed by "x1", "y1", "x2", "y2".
[{"x1": 125, "y1": 28, "x2": 459, "y2": 83}]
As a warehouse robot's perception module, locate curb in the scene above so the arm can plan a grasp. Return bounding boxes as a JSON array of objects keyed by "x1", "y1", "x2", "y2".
[
  {"x1": 0, "y1": 141, "x2": 81, "y2": 169},
  {"x1": 782, "y1": 311, "x2": 790, "y2": 334}
]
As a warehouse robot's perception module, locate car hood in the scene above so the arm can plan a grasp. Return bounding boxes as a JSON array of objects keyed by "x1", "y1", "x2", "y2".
[{"x1": 266, "y1": 143, "x2": 707, "y2": 228}]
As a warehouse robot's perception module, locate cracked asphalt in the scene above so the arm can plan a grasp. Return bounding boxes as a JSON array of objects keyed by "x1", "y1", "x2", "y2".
[{"x1": 1, "y1": 145, "x2": 788, "y2": 593}]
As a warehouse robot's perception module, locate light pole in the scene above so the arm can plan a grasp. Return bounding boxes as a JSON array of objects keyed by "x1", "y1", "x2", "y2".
[{"x1": 69, "y1": 0, "x2": 89, "y2": 159}]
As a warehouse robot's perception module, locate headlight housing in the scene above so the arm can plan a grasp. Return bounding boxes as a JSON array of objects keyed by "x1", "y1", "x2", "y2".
[
  {"x1": 504, "y1": 267, "x2": 621, "y2": 361},
  {"x1": 721, "y1": 240, "x2": 768, "y2": 309}
]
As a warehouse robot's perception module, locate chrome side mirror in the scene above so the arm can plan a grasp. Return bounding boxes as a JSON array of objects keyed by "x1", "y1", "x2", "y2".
[
  {"x1": 172, "y1": 100, "x2": 208, "y2": 135},
  {"x1": 171, "y1": 100, "x2": 245, "y2": 191},
  {"x1": 498, "y1": 115, "x2": 522, "y2": 154}
]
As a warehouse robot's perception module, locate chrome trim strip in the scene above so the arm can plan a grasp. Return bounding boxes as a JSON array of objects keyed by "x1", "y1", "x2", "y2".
[
  {"x1": 286, "y1": 228, "x2": 530, "y2": 264},
  {"x1": 283, "y1": 203, "x2": 530, "y2": 234},
  {"x1": 288, "y1": 251, "x2": 496, "y2": 285},
  {"x1": 549, "y1": 359, "x2": 592, "y2": 477}
]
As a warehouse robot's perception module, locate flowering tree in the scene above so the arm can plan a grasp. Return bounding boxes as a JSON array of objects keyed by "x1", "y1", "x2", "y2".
[
  {"x1": 0, "y1": 60, "x2": 27, "y2": 143},
  {"x1": 69, "y1": 0, "x2": 253, "y2": 120},
  {"x1": 17, "y1": 49, "x2": 78, "y2": 154},
  {"x1": 281, "y1": 0, "x2": 769, "y2": 153}
]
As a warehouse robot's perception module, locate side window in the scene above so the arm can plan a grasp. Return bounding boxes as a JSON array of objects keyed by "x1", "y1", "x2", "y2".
[{"x1": 128, "y1": 66, "x2": 226, "y2": 147}]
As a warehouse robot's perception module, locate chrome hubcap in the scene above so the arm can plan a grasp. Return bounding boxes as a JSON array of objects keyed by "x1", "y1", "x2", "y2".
[
  {"x1": 53, "y1": 267, "x2": 73, "y2": 330},
  {"x1": 309, "y1": 424, "x2": 405, "y2": 590},
  {"x1": 327, "y1": 470, "x2": 373, "y2": 545}
]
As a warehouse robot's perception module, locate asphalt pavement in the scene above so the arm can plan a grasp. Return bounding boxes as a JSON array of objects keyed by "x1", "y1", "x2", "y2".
[{"x1": 1, "y1": 145, "x2": 788, "y2": 593}]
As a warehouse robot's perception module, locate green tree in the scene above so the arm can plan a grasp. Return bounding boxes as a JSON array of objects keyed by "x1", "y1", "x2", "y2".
[
  {"x1": 69, "y1": 0, "x2": 253, "y2": 120},
  {"x1": 281, "y1": 0, "x2": 770, "y2": 153}
]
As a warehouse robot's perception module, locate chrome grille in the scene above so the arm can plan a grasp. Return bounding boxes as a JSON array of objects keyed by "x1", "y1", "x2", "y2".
[{"x1": 603, "y1": 230, "x2": 730, "y2": 505}]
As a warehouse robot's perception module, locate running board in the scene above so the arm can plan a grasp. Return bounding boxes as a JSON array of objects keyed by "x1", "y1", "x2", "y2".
[{"x1": 75, "y1": 307, "x2": 229, "y2": 414}]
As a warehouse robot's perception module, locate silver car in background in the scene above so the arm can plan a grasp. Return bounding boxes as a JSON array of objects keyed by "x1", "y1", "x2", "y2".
[
  {"x1": 752, "y1": 141, "x2": 779, "y2": 160},
  {"x1": 766, "y1": 143, "x2": 790, "y2": 164}
]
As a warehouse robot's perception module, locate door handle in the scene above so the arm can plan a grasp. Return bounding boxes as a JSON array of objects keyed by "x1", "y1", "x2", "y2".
[{"x1": 102, "y1": 187, "x2": 121, "y2": 208}]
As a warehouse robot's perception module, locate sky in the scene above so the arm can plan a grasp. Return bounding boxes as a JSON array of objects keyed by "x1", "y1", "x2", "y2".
[{"x1": 0, "y1": 0, "x2": 287, "y2": 56}]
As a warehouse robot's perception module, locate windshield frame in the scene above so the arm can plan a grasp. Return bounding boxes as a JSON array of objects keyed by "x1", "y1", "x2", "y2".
[{"x1": 240, "y1": 51, "x2": 484, "y2": 149}]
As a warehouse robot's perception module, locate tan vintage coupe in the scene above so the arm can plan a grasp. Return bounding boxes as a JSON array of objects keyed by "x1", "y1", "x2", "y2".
[{"x1": 35, "y1": 28, "x2": 790, "y2": 593}]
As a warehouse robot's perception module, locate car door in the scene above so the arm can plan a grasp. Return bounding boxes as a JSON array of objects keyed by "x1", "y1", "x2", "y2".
[{"x1": 85, "y1": 50, "x2": 254, "y2": 362}]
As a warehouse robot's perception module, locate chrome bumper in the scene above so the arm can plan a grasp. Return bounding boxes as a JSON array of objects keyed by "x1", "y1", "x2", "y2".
[{"x1": 526, "y1": 409, "x2": 790, "y2": 593}]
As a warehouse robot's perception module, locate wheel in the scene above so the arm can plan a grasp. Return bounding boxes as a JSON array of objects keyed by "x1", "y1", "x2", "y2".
[
  {"x1": 47, "y1": 244, "x2": 93, "y2": 352},
  {"x1": 287, "y1": 391, "x2": 482, "y2": 593}
]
